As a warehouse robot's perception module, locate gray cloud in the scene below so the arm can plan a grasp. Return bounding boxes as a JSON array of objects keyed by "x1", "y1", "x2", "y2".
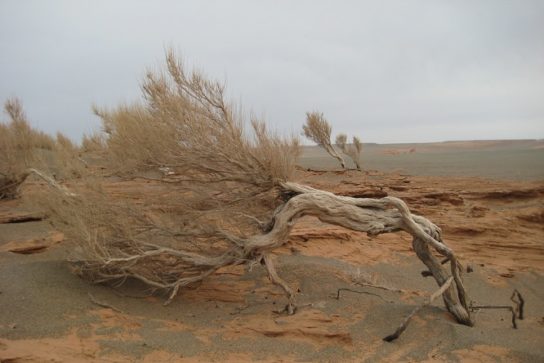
[{"x1": 1, "y1": 0, "x2": 543, "y2": 143}]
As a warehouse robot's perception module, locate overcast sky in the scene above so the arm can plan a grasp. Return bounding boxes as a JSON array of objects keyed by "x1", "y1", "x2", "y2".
[{"x1": 1, "y1": 0, "x2": 543, "y2": 143}]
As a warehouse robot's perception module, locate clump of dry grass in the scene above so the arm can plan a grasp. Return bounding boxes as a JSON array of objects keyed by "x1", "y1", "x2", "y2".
[
  {"x1": 303, "y1": 111, "x2": 345, "y2": 168},
  {"x1": 335, "y1": 133, "x2": 363, "y2": 170}
]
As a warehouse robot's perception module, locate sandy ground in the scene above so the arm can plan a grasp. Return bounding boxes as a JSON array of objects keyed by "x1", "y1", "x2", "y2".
[
  {"x1": 1, "y1": 140, "x2": 543, "y2": 362},
  {"x1": 301, "y1": 139, "x2": 544, "y2": 180}
]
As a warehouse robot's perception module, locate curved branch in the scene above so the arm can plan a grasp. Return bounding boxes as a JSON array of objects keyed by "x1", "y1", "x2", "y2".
[{"x1": 241, "y1": 182, "x2": 472, "y2": 325}]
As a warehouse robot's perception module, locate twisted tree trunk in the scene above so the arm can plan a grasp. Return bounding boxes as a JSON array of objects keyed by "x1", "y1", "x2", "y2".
[
  {"x1": 244, "y1": 182, "x2": 472, "y2": 326},
  {"x1": 71, "y1": 181, "x2": 473, "y2": 327}
]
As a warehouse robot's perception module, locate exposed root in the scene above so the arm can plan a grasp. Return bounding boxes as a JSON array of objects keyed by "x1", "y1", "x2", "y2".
[
  {"x1": 469, "y1": 289, "x2": 525, "y2": 329},
  {"x1": 354, "y1": 282, "x2": 405, "y2": 294},
  {"x1": 334, "y1": 288, "x2": 392, "y2": 303},
  {"x1": 383, "y1": 277, "x2": 454, "y2": 342},
  {"x1": 263, "y1": 254, "x2": 296, "y2": 315},
  {"x1": 469, "y1": 304, "x2": 519, "y2": 329},
  {"x1": 511, "y1": 289, "x2": 525, "y2": 319}
]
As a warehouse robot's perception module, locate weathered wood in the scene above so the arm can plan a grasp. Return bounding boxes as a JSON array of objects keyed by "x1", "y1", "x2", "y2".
[{"x1": 74, "y1": 181, "x2": 471, "y2": 329}]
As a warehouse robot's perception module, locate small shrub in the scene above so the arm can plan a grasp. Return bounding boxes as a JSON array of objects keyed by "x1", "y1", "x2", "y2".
[
  {"x1": 303, "y1": 111, "x2": 345, "y2": 168},
  {"x1": 0, "y1": 98, "x2": 47, "y2": 198},
  {"x1": 0, "y1": 98, "x2": 79, "y2": 198},
  {"x1": 335, "y1": 133, "x2": 362, "y2": 170}
]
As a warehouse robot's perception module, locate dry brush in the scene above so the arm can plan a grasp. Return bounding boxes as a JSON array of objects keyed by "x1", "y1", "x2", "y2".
[
  {"x1": 0, "y1": 98, "x2": 86, "y2": 199},
  {"x1": 336, "y1": 133, "x2": 363, "y2": 170},
  {"x1": 0, "y1": 98, "x2": 53, "y2": 199},
  {"x1": 34, "y1": 51, "x2": 473, "y2": 340},
  {"x1": 303, "y1": 111, "x2": 346, "y2": 168}
]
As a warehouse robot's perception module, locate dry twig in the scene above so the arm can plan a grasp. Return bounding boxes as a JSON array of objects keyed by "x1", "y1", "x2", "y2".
[{"x1": 334, "y1": 288, "x2": 391, "y2": 303}]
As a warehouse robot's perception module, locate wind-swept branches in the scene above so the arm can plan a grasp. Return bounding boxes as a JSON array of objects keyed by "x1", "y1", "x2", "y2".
[
  {"x1": 96, "y1": 50, "x2": 299, "y2": 192},
  {"x1": 0, "y1": 98, "x2": 55, "y2": 199},
  {"x1": 303, "y1": 111, "x2": 345, "y2": 168},
  {"x1": 32, "y1": 51, "x2": 472, "y2": 340}
]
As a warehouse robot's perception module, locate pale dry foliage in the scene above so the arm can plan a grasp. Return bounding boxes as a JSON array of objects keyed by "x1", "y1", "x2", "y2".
[
  {"x1": 37, "y1": 52, "x2": 473, "y2": 335},
  {"x1": 94, "y1": 50, "x2": 299, "y2": 186},
  {"x1": 336, "y1": 133, "x2": 363, "y2": 170},
  {"x1": 54, "y1": 132, "x2": 87, "y2": 179},
  {"x1": 303, "y1": 111, "x2": 346, "y2": 168},
  {"x1": 81, "y1": 132, "x2": 106, "y2": 154},
  {"x1": 56, "y1": 132, "x2": 77, "y2": 154},
  {"x1": 40, "y1": 50, "x2": 301, "y2": 298},
  {"x1": 0, "y1": 98, "x2": 88, "y2": 199},
  {"x1": 0, "y1": 98, "x2": 55, "y2": 198}
]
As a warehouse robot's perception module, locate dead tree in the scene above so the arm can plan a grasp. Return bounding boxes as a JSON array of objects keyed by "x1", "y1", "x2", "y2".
[
  {"x1": 303, "y1": 112, "x2": 346, "y2": 168},
  {"x1": 335, "y1": 133, "x2": 362, "y2": 171},
  {"x1": 37, "y1": 51, "x2": 473, "y2": 337}
]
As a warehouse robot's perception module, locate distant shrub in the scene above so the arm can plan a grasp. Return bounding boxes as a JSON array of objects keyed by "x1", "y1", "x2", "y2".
[
  {"x1": 0, "y1": 98, "x2": 80, "y2": 198},
  {"x1": 0, "y1": 98, "x2": 43, "y2": 198},
  {"x1": 302, "y1": 111, "x2": 345, "y2": 168},
  {"x1": 335, "y1": 133, "x2": 363, "y2": 171}
]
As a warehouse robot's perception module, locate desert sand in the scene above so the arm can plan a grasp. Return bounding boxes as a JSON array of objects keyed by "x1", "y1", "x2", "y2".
[{"x1": 0, "y1": 140, "x2": 543, "y2": 362}]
